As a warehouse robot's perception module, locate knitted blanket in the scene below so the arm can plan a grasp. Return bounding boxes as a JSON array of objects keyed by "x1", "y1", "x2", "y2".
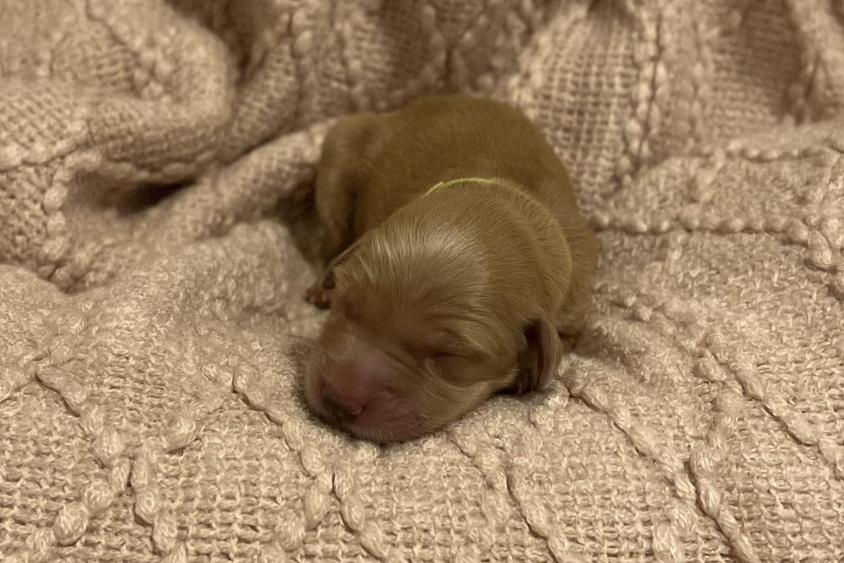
[{"x1": 1, "y1": 1, "x2": 842, "y2": 561}]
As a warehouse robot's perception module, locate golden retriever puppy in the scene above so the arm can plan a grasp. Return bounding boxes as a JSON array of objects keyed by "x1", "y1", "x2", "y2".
[{"x1": 303, "y1": 95, "x2": 597, "y2": 442}]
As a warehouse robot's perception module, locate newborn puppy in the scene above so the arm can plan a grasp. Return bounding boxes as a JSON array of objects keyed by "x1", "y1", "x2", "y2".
[{"x1": 304, "y1": 95, "x2": 597, "y2": 442}]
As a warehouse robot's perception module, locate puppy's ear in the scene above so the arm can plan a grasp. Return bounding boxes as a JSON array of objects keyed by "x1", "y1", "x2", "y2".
[{"x1": 511, "y1": 315, "x2": 562, "y2": 394}]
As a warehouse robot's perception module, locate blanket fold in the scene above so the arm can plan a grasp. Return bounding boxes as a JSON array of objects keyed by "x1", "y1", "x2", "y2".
[{"x1": 1, "y1": 1, "x2": 841, "y2": 561}]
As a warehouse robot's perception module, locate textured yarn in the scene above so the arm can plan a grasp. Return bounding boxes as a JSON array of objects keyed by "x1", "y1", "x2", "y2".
[{"x1": 1, "y1": 1, "x2": 842, "y2": 562}]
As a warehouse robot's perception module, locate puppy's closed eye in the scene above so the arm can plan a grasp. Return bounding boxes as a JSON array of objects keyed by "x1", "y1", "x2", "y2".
[
  {"x1": 410, "y1": 324, "x2": 487, "y2": 360},
  {"x1": 426, "y1": 349, "x2": 464, "y2": 361}
]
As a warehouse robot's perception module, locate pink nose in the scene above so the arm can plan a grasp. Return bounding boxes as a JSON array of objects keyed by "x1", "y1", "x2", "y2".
[
  {"x1": 318, "y1": 358, "x2": 394, "y2": 425},
  {"x1": 321, "y1": 383, "x2": 364, "y2": 423}
]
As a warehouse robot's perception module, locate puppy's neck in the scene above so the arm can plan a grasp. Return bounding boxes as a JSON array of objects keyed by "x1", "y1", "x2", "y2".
[
  {"x1": 424, "y1": 176, "x2": 513, "y2": 197},
  {"x1": 422, "y1": 176, "x2": 545, "y2": 219}
]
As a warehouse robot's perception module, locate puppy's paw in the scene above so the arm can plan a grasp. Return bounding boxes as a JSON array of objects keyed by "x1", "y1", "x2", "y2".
[
  {"x1": 558, "y1": 335, "x2": 576, "y2": 355},
  {"x1": 305, "y1": 285, "x2": 333, "y2": 309}
]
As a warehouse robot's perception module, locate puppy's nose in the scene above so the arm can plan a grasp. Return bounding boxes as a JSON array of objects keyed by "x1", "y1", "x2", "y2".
[{"x1": 322, "y1": 385, "x2": 364, "y2": 424}]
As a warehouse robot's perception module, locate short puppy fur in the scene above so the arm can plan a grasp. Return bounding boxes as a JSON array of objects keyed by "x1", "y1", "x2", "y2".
[{"x1": 304, "y1": 95, "x2": 597, "y2": 442}]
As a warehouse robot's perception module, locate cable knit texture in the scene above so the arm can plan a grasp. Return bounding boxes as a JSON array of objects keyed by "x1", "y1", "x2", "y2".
[{"x1": 1, "y1": 1, "x2": 842, "y2": 561}]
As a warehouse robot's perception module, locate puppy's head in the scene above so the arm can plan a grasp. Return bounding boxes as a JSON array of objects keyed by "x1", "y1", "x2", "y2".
[{"x1": 305, "y1": 198, "x2": 563, "y2": 442}]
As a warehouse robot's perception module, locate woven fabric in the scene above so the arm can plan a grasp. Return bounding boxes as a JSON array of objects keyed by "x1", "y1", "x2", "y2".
[{"x1": 1, "y1": 1, "x2": 842, "y2": 561}]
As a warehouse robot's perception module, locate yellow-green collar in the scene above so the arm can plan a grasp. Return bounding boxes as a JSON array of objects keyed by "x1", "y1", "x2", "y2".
[{"x1": 424, "y1": 176, "x2": 509, "y2": 197}]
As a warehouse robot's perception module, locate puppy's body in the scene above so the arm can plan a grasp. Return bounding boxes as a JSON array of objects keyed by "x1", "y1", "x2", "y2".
[{"x1": 306, "y1": 96, "x2": 597, "y2": 442}]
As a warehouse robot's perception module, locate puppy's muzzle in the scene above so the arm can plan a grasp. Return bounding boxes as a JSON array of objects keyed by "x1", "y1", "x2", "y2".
[{"x1": 321, "y1": 384, "x2": 363, "y2": 424}]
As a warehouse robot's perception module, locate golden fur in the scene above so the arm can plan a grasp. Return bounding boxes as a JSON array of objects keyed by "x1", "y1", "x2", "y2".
[{"x1": 304, "y1": 95, "x2": 598, "y2": 442}]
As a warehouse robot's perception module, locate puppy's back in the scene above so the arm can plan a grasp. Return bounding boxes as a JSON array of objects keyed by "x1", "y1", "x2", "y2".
[{"x1": 356, "y1": 96, "x2": 581, "y2": 230}]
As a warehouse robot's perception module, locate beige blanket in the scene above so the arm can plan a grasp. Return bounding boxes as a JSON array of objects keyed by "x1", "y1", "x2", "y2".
[{"x1": 1, "y1": 1, "x2": 842, "y2": 561}]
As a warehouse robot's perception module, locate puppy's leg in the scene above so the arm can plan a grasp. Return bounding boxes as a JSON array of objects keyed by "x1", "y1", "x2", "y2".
[
  {"x1": 307, "y1": 114, "x2": 380, "y2": 309},
  {"x1": 555, "y1": 231, "x2": 599, "y2": 348}
]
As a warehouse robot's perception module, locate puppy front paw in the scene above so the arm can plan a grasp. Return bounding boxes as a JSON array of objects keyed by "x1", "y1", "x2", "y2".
[{"x1": 305, "y1": 285, "x2": 333, "y2": 309}]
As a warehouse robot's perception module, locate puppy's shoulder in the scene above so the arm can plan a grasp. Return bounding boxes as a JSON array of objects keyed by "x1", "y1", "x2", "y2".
[{"x1": 322, "y1": 112, "x2": 393, "y2": 162}]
